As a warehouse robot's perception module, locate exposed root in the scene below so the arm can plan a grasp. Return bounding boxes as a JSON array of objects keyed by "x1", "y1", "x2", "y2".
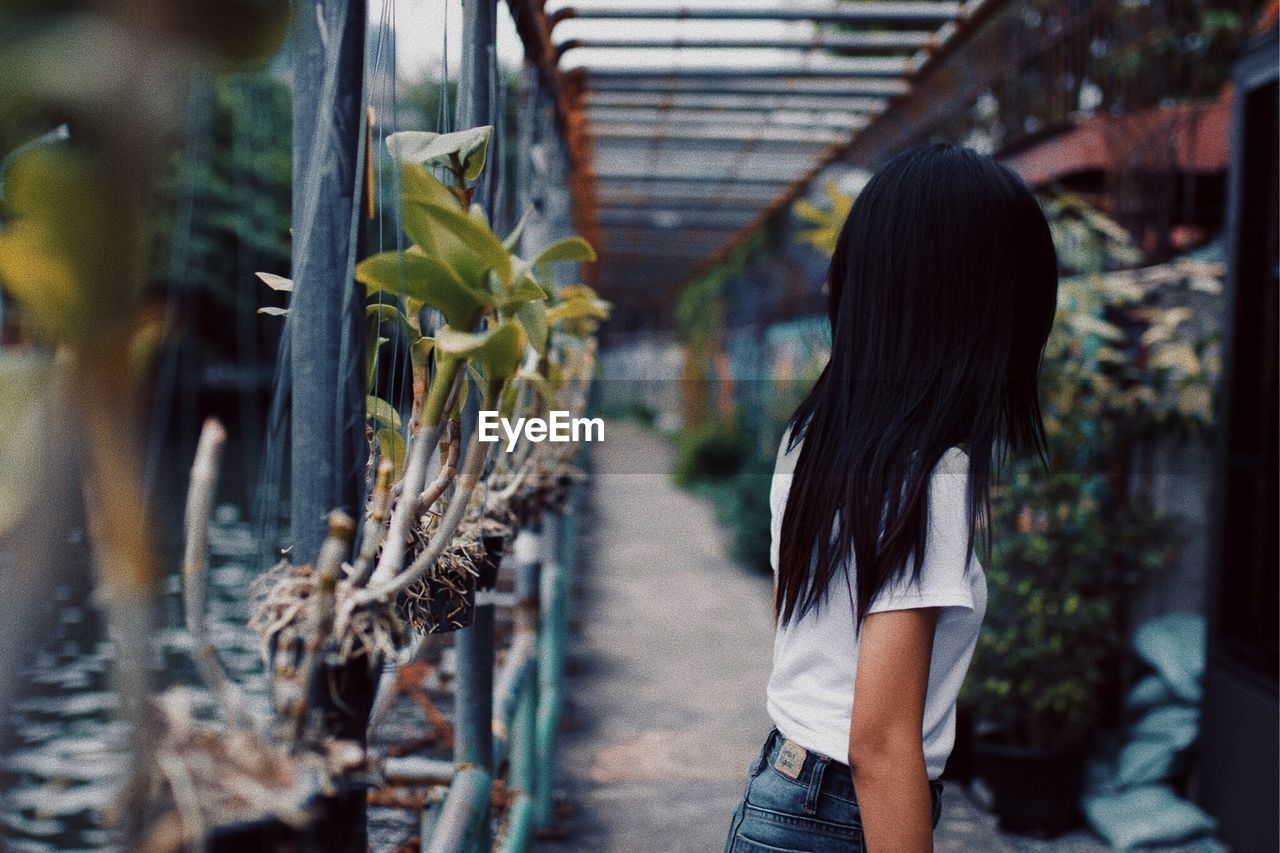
[
  {"x1": 137, "y1": 690, "x2": 333, "y2": 853},
  {"x1": 397, "y1": 528, "x2": 483, "y2": 634},
  {"x1": 249, "y1": 561, "x2": 406, "y2": 670}
]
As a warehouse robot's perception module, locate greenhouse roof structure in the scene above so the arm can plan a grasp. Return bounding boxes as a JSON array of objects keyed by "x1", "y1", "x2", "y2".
[{"x1": 509, "y1": 0, "x2": 1008, "y2": 315}]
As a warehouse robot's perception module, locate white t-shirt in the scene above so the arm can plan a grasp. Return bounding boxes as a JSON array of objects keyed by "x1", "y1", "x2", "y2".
[{"x1": 765, "y1": 434, "x2": 987, "y2": 780}]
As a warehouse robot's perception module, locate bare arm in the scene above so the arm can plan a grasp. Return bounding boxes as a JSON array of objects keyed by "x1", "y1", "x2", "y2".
[{"x1": 848, "y1": 607, "x2": 938, "y2": 853}]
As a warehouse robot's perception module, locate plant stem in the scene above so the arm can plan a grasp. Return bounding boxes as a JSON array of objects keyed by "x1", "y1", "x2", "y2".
[
  {"x1": 291, "y1": 511, "x2": 356, "y2": 743},
  {"x1": 359, "y1": 382, "x2": 500, "y2": 603},
  {"x1": 348, "y1": 459, "x2": 395, "y2": 586},
  {"x1": 419, "y1": 419, "x2": 461, "y2": 511},
  {"x1": 366, "y1": 362, "x2": 462, "y2": 588},
  {"x1": 182, "y1": 419, "x2": 249, "y2": 727}
]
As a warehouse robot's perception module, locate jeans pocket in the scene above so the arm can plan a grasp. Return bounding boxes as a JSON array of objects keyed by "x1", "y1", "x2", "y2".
[
  {"x1": 732, "y1": 836, "x2": 812, "y2": 853},
  {"x1": 736, "y1": 806, "x2": 863, "y2": 853}
]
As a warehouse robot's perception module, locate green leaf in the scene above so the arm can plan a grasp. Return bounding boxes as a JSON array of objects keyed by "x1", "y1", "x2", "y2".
[
  {"x1": 376, "y1": 428, "x2": 407, "y2": 479},
  {"x1": 452, "y1": 367, "x2": 471, "y2": 419},
  {"x1": 0, "y1": 352, "x2": 53, "y2": 534},
  {"x1": 497, "y1": 274, "x2": 548, "y2": 311},
  {"x1": 548, "y1": 295, "x2": 610, "y2": 325},
  {"x1": 534, "y1": 236, "x2": 596, "y2": 265},
  {"x1": 503, "y1": 205, "x2": 533, "y2": 252},
  {"x1": 515, "y1": 299, "x2": 549, "y2": 355},
  {"x1": 399, "y1": 162, "x2": 457, "y2": 209},
  {"x1": 367, "y1": 302, "x2": 422, "y2": 344},
  {"x1": 436, "y1": 318, "x2": 527, "y2": 383},
  {"x1": 402, "y1": 202, "x2": 512, "y2": 288},
  {"x1": 255, "y1": 272, "x2": 293, "y2": 291},
  {"x1": 0, "y1": 148, "x2": 139, "y2": 342},
  {"x1": 367, "y1": 395, "x2": 401, "y2": 430},
  {"x1": 365, "y1": 306, "x2": 389, "y2": 390},
  {"x1": 386, "y1": 126, "x2": 493, "y2": 181},
  {"x1": 518, "y1": 369, "x2": 559, "y2": 410},
  {"x1": 356, "y1": 249, "x2": 489, "y2": 330}
]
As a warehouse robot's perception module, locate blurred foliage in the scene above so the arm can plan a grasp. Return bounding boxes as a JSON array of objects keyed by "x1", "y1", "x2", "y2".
[
  {"x1": 673, "y1": 422, "x2": 752, "y2": 488},
  {"x1": 723, "y1": 452, "x2": 777, "y2": 574},
  {"x1": 964, "y1": 197, "x2": 1220, "y2": 750},
  {"x1": 0, "y1": 146, "x2": 147, "y2": 345},
  {"x1": 152, "y1": 73, "x2": 292, "y2": 311},
  {"x1": 792, "y1": 179, "x2": 852, "y2": 256},
  {"x1": 1090, "y1": 0, "x2": 1260, "y2": 109}
]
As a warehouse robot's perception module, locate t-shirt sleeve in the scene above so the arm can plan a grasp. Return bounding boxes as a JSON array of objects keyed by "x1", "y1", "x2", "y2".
[{"x1": 866, "y1": 449, "x2": 977, "y2": 615}]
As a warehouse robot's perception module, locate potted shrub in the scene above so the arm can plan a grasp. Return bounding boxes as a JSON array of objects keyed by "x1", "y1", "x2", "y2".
[
  {"x1": 962, "y1": 196, "x2": 1215, "y2": 835},
  {"x1": 966, "y1": 453, "x2": 1178, "y2": 834}
]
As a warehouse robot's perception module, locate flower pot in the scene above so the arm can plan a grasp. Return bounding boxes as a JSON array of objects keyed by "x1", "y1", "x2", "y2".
[
  {"x1": 476, "y1": 531, "x2": 507, "y2": 591},
  {"x1": 974, "y1": 734, "x2": 1086, "y2": 836},
  {"x1": 205, "y1": 816, "x2": 297, "y2": 852},
  {"x1": 941, "y1": 707, "x2": 976, "y2": 784},
  {"x1": 400, "y1": 569, "x2": 476, "y2": 634}
]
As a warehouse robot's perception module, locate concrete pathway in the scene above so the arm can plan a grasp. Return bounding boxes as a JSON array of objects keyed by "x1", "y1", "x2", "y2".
[{"x1": 541, "y1": 421, "x2": 775, "y2": 852}]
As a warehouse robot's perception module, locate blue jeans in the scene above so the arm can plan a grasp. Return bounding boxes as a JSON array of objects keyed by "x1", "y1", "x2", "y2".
[{"x1": 724, "y1": 729, "x2": 944, "y2": 852}]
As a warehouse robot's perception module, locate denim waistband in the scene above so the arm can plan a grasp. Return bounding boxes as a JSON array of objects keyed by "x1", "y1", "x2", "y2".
[{"x1": 762, "y1": 728, "x2": 944, "y2": 806}]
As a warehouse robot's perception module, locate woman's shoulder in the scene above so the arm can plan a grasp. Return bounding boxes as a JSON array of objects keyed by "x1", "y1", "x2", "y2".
[{"x1": 934, "y1": 446, "x2": 970, "y2": 478}]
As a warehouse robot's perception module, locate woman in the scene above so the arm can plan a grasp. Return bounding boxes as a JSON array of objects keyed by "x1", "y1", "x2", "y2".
[{"x1": 724, "y1": 143, "x2": 1059, "y2": 853}]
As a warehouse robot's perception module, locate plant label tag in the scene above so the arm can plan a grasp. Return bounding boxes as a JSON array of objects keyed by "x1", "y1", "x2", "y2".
[{"x1": 775, "y1": 741, "x2": 806, "y2": 780}]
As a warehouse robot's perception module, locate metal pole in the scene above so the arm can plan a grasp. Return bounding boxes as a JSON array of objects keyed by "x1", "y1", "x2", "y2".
[
  {"x1": 290, "y1": 0, "x2": 367, "y2": 563},
  {"x1": 453, "y1": 2, "x2": 499, "y2": 850},
  {"x1": 499, "y1": 530, "x2": 542, "y2": 852},
  {"x1": 289, "y1": 2, "x2": 370, "y2": 850}
]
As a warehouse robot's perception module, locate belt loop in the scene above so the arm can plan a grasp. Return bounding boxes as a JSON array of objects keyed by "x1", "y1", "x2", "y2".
[{"x1": 803, "y1": 755, "x2": 829, "y2": 815}]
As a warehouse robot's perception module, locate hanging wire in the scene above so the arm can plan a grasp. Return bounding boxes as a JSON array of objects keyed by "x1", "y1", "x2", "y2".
[
  {"x1": 143, "y1": 76, "x2": 213, "y2": 505},
  {"x1": 438, "y1": 0, "x2": 453, "y2": 134},
  {"x1": 367, "y1": 0, "x2": 408, "y2": 463}
]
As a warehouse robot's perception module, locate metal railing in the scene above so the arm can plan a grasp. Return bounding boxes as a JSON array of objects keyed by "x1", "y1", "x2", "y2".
[{"x1": 382, "y1": 479, "x2": 581, "y2": 852}]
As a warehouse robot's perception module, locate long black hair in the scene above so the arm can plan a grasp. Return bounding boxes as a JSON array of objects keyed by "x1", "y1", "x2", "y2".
[{"x1": 777, "y1": 143, "x2": 1059, "y2": 628}]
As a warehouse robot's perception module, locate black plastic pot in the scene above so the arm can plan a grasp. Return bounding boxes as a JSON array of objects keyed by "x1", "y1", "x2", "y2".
[
  {"x1": 941, "y1": 707, "x2": 976, "y2": 784},
  {"x1": 402, "y1": 569, "x2": 476, "y2": 634},
  {"x1": 205, "y1": 816, "x2": 296, "y2": 852},
  {"x1": 476, "y1": 531, "x2": 507, "y2": 591},
  {"x1": 974, "y1": 734, "x2": 1086, "y2": 836}
]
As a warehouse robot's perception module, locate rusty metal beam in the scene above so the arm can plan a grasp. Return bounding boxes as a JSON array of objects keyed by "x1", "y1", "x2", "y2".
[
  {"x1": 591, "y1": 123, "x2": 846, "y2": 145},
  {"x1": 555, "y1": 31, "x2": 933, "y2": 58},
  {"x1": 548, "y1": 2, "x2": 962, "y2": 28},
  {"x1": 584, "y1": 91, "x2": 891, "y2": 114},
  {"x1": 677, "y1": 0, "x2": 1007, "y2": 286},
  {"x1": 841, "y1": 0, "x2": 1079, "y2": 167},
  {"x1": 576, "y1": 74, "x2": 911, "y2": 99},
  {"x1": 586, "y1": 107, "x2": 871, "y2": 129},
  {"x1": 579, "y1": 59, "x2": 913, "y2": 79},
  {"x1": 507, "y1": 0, "x2": 602, "y2": 283}
]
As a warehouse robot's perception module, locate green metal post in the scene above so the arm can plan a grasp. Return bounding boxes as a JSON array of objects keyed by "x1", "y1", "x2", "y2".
[
  {"x1": 535, "y1": 488, "x2": 578, "y2": 828},
  {"x1": 499, "y1": 531, "x2": 542, "y2": 852},
  {"x1": 451, "y1": 0, "x2": 499, "y2": 849}
]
